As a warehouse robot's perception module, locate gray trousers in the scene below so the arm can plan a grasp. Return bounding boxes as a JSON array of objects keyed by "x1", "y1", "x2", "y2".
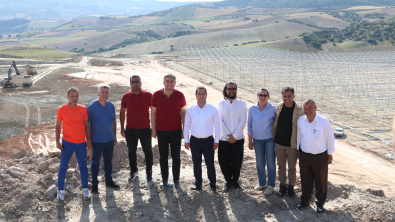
[{"x1": 274, "y1": 143, "x2": 298, "y2": 186}]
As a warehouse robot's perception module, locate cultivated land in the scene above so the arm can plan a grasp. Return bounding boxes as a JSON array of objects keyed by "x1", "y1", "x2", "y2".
[{"x1": 0, "y1": 56, "x2": 394, "y2": 222}]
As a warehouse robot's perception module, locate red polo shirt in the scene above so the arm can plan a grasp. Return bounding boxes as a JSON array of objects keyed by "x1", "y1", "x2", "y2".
[
  {"x1": 121, "y1": 90, "x2": 152, "y2": 129},
  {"x1": 151, "y1": 88, "x2": 186, "y2": 131}
]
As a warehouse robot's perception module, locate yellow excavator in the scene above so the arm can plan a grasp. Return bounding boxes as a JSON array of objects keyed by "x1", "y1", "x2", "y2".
[{"x1": 1, "y1": 61, "x2": 20, "y2": 88}]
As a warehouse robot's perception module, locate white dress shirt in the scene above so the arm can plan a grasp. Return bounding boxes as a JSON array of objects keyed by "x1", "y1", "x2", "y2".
[
  {"x1": 183, "y1": 102, "x2": 221, "y2": 143},
  {"x1": 217, "y1": 98, "x2": 247, "y2": 141},
  {"x1": 297, "y1": 113, "x2": 335, "y2": 155}
]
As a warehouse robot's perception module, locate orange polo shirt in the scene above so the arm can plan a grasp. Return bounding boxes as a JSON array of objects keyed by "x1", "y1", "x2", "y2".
[{"x1": 57, "y1": 104, "x2": 88, "y2": 144}]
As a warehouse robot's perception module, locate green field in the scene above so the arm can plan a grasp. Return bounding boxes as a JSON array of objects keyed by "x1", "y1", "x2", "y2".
[
  {"x1": 176, "y1": 17, "x2": 216, "y2": 23},
  {"x1": 0, "y1": 45, "x2": 78, "y2": 60},
  {"x1": 23, "y1": 36, "x2": 85, "y2": 45}
]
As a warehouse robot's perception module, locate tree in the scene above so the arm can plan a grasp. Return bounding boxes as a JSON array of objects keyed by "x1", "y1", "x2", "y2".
[
  {"x1": 8, "y1": 35, "x2": 11, "y2": 38},
  {"x1": 170, "y1": 45, "x2": 174, "y2": 51}
]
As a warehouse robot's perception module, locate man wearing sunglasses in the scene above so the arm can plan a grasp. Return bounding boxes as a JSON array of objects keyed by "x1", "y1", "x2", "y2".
[
  {"x1": 271, "y1": 87, "x2": 304, "y2": 198},
  {"x1": 217, "y1": 82, "x2": 247, "y2": 191},
  {"x1": 120, "y1": 75, "x2": 154, "y2": 182}
]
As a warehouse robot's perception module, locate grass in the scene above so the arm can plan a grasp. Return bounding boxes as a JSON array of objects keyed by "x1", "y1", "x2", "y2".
[
  {"x1": 23, "y1": 36, "x2": 85, "y2": 45},
  {"x1": 0, "y1": 45, "x2": 78, "y2": 60},
  {"x1": 176, "y1": 17, "x2": 216, "y2": 23}
]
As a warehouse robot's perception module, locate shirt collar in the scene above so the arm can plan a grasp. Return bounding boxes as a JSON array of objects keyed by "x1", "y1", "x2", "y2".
[
  {"x1": 303, "y1": 113, "x2": 319, "y2": 122},
  {"x1": 194, "y1": 102, "x2": 208, "y2": 108}
]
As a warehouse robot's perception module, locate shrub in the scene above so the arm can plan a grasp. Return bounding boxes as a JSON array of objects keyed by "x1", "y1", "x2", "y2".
[{"x1": 234, "y1": 44, "x2": 239, "y2": 46}]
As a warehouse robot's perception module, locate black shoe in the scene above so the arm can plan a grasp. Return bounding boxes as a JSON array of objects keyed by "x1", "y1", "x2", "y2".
[
  {"x1": 297, "y1": 202, "x2": 309, "y2": 210},
  {"x1": 288, "y1": 185, "x2": 296, "y2": 198},
  {"x1": 160, "y1": 180, "x2": 173, "y2": 188},
  {"x1": 317, "y1": 206, "x2": 327, "y2": 213},
  {"x1": 233, "y1": 181, "x2": 241, "y2": 189},
  {"x1": 190, "y1": 186, "x2": 202, "y2": 191},
  {"x1": 128, "y1": 172, "x2": 139, "y2": 181},
  {"x1": 174, "y1": 180, "x2": 180, "y2": 188},
  {"x1": 222, "y1": 182, "x2": 231, "y2": 192},
  {"x1": 147, "y1": 174, "x2": 153, "y2": 182},
  {"x1": 210, "y1": 187, "x2": 217, "y2": 194},
  {"x1": 106, "y1": 181, "x2": 120, "y2": 189},
  {"x1": 277, "y1": 185, "x2": 287, "y2": 198},
  {"x1": 91, "y1": 185, "x2": 98, "y2": 193}
]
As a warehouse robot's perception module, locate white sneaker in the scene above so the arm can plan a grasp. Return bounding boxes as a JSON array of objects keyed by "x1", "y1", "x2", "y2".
[
  {"x1": 82, "y1": 188, "x2": 91, "y2": 200},
  {"x1": 254, "y1": 184, "x2": 267, "y2": 191},
  {"x1": 264, "y1": 186, "x2": 274, "y2": 195},
  {"x1": 57, "y1": 190, "x2": 65, "y2": 202}
]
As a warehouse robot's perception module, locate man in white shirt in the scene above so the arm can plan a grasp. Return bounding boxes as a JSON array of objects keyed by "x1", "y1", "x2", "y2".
[
  {"x1": 184, "y1": 87, "x2": 221, "y2": 193},
  {"x1": 296, "y1": 99, "x2": 335, "y2": 213},
  {"x1": 217, "y1": 82, "x2": 247, "y2": 191}
]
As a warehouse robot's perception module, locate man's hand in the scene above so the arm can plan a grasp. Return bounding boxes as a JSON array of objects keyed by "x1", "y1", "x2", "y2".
[
  {"x1": 57, "y1": 141, "x2": 63, "y2": 150},
  {"x1": 213, "y1": 143, "x2": 219, "y2": 151},
  {"x1": 297, "y1": 150, "x2": 300, "y2": 159},
  {"x1": 328, "y1": 155, "x2": 333, "y2": 163},
  {"x1": 151, "y1": 128, "x2": 157, "y2": 138},
  {"x1": 181, "y1": 131, "x2": 184, "y2": 139},
  {"x1": 248, "y1": 141, "x2": 254, "y2": 150},
  {"x1": 86, "y1": 140, "x2": 92, "y2": 150},
  {"x1": 228, "y1": 134, "x2": 237, "y2": 144},
  {"x1": 121, "y1": 128, "x2": 125, "y2": 138},
  {"x1": 185, "y1": 143, "x2": 190, "y2": 150},
  {"x1": 114, "y1": 138, "x2": 117, "y2": 145}
]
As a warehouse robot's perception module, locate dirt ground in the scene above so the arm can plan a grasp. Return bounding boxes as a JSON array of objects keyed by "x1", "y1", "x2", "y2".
[{"x1": 0, "y1": 57, "x2": 394, "y2": 221}]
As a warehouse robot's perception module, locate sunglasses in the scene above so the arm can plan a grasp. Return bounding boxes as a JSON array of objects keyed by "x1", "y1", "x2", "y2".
[
  {"x1": 227, "y1": 88, "x2": 237, "y2": 91},
  {"x1": 131, "y1": 81, "x2": 141, "y2": 85},
  {"x1": 258, "y1": 94, "x2": 268, "y2": 97}
]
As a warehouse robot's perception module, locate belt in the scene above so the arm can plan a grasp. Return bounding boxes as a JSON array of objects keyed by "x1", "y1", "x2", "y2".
[
  {"x1": 191, "y1": 135, "x2": 213, "y2": 141},
  {"x1": 300, "y1": 149, "x2": 327, "y2": 156}
]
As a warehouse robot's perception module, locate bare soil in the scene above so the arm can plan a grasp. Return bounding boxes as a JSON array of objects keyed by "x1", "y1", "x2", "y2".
[{"x1": 0, "y1": 57, "x2": 394, "y2": 221}]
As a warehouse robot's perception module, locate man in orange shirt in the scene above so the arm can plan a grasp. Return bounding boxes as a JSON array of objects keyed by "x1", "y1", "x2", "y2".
[{"x1": 55, "y1": 87, "x2": 92, "y2": 202}]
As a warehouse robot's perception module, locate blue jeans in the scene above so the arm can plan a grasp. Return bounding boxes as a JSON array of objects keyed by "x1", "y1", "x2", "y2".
[
  {"x1": 58, "y1": 139, "x2": 89, "y2": 190},
  {"x1": 91, "y1": 140, "x2": 114, "y2": 185},
  {"x1": 253, "y1": 138, "x2": 276, "y2": 187}
]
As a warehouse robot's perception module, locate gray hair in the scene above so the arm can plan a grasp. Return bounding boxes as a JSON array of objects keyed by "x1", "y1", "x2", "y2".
[
  {"x1": 67, "y1": 87, "x2": 79, "y2": 95},
  {"x1": 303, "y1": 99, "x2": 316, "y2": 106},
  {"x1": 163, "y1": 74, "x2": 176, "y2": 81},
  {"x1": 98, "y1": 84, "x2": 110, "y2": 92}
]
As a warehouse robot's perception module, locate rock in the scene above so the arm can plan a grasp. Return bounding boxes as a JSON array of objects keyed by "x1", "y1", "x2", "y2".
[
  {"x1": 5, "y1": 160, "x2": 16, "y2": 167},
  {"x1": 13, "y1": 148, "x2": 27, "y2": 159},
  {"x1": 48, "y1": 163, "x2": 60, "y2": 173},
  {"x1": 38, "y1": 158, "x2": 60, "y2": 172},
  {"x1": 367, "y1": 189, "x2": 385, "y2": 197},
  {"x1": 48, "y1": 149, "x2": 61, "y2": 158},
  {"x1": 47, "y1": 185, "x2": 57, "y2": 197},
  {"x1": 8, "y1": 166, "x2": 26, "y2": 177},
  {"x1": 44, "y1": 173, "x2": 54, "y2": 179},
  {"x1": 66, "y1": 169, "x2": 75, "y2": 178},
  {"x1": 135, "y1": 212, "x2": 143, "y2": 216}
]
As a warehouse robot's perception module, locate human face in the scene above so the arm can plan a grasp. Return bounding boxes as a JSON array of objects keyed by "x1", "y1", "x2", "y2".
[
  {"x1": 98, "y1": 87, "x2": 110, "y2": 102},
  {"x1": 282, "y1": 91, "x2": 295, "y2": 107},
  {"x1": 163, "y1": 77, "x2": 176, "y2": 91},
  {"x1": 67, "y1": 91, "x2": 79, "y2": 106},
  {"x1": 130, "y1": 77, "x2": 141, "y2": 92},
  {"x1": 226, "y1": 84, "x2": 237, "y2": 99},
  {"x1": 303, "y1": 102, "x2": 317, "y2": 119},
  {"x1": 196, "y1": 89, "x2": 207, "y2": 104},
  {"x1": 258, "y1": 90, "x2": 269, "y2": 104}
]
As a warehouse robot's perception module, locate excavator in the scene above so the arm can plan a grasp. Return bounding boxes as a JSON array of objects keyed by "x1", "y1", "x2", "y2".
[{"x1": 1, "y1": 61, "x2": 20, "y2": 88}]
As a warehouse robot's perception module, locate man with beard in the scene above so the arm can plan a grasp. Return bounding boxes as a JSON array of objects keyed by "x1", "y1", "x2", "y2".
[
  {"x1": 120, "y1": 75, "x2": 154, "y2": 182},
  {"x1": 217, "y1": 82, "x2": 247, "y2": 191},
  {"x1": 151, "y1": 74, "x2": 187, "y2": 188},
  {"x1": 87, "y1": 84, "x2": 119, "y2": 193}
]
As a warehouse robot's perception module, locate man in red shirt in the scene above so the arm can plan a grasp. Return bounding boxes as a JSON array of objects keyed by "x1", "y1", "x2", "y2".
[
  {"x1": 55, "y1": 87, "x2": 92, "y2": 202},
  {"x1": 120, "y1": 75, "x2": 153, "y2": 182},
  {"x1": 151, "y1": 74, "x2": 187, "y2": 188}
]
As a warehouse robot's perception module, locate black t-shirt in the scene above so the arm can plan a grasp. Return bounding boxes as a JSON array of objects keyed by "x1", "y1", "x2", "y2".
[{"x1": 274, "y1": 103, "x2": 295, "y2": 147}]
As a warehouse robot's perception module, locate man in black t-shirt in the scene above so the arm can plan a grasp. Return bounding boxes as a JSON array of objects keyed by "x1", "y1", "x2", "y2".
[{"x1": 271, "y1": 87, "x2": 304, "y2": 197}]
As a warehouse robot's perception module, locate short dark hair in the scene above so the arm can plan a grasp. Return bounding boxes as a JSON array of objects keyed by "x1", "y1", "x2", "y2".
[
  {"x1": 222, "y1": 82, "x2": 237, "y2": 99},
  {"x1": 67, "y1": 87, "x2": 79, "y2": 95},
  {"x1": 258, "y1": 88, "x2": 269, "y2": 97},
  {"x1": 303, "y1": 99, "x2": 316, "y2": 106},
  {"x1": 281, "y1": 86, "x2": 295, "y2": 95},
  {"x1": 163, "y1": 74, "x2": 176, "y2": 81},
  {"x1": 130, "y1": 75, "x2": 141, "y2": 82},
  {"x1": 195, "y1": 86, "x2": 207, "y2": 94}
]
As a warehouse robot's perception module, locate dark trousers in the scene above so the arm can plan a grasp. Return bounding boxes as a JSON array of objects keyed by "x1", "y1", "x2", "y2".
[
  {"x1": 91, "y1": 140, "x2": 114, "y2": 185},
  {"x1": 125, "y1": 128, "x2": 153, "y2": 176},
  {"x1": 157, "y1": 129, "x2": 182, "y2": 182},
  {"x1": 299, "y1": 150, "x2": 328, "y2": 207},
  {"x1": 218, "y1": 139, "x2": 244, "y2": 183},
  {"x1": 190, "y1": 136, "x2": 216, "y2": 188}
]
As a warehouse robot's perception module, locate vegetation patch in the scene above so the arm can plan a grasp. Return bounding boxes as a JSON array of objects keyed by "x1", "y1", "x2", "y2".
[{"x1": 0, "y1": 45, "x2": 77, "y2": 60}]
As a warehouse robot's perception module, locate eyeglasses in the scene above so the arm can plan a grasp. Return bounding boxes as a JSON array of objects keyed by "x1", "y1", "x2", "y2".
[
  {"x1": 258, "y1": 94, "x2": 268, "y2": 97},
  {"x1": 131, "y1": 81, "x2": 140, "y2": 85},
  {"x1": 227, "y1": 88, "x2": 237, "y2": 91}
]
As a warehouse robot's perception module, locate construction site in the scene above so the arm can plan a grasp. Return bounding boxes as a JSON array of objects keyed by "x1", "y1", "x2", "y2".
[{"x1": 0, "y1": 52, "x2": 394, "y2": 221}]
